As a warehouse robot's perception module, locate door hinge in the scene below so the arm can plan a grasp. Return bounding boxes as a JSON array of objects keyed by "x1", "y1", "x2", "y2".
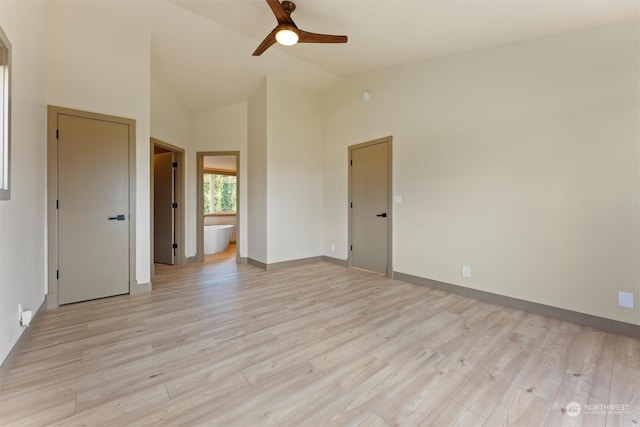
[
  {"x1": 350, "y1": 202, "x2": 352, "y2": 208},
  {"x1": 56, "y1": 270, "x2": 59, "y2": 280},
  {"x1": 172, "y1": 202, "x2": 178, "y2": 208},
  {"x1": 56, "y1": 129, "x2": 59, "y2": 139},
  {"x1": 172, "y1": 162, "x2": 178, "y2": 168},
  {"x1": 172, "y1": 243, "x2": 178, "y2": 249},
  {"x1": 56, "y1": 200, "x2": 59, "y2": 209},
  {"x1": 350, "y1": 245, "x2": 353, "y2": 251},
  {"x1": 350, "y1": 160, "x2": 352, "y2": 166}
]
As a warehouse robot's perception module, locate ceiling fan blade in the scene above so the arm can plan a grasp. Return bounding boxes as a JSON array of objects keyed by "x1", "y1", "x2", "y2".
[
  {"x1": 297, "y1": 29, "x2": 348, "y2": 44},
  {"x1": 267, "y1": 0, "x2": 294, "y2": 25},
  {"x1": 253, "y1": 28, "x2": 278, "y2": 56}
]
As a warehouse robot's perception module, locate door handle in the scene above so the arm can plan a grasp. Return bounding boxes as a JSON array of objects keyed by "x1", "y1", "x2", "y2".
[
  {"x1": 108, "y1": 214, "x2": 126, "y2": 221},
  {"x1": 376, "y1": 213, "x2": 387, "y2": 218}
]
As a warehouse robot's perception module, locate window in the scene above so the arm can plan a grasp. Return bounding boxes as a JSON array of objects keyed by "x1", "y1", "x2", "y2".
[
  {"x1": 203, "y1": 170, "x2": 236, "y2": 214},
  {"x1": 0, "y1": 26, "x2": 10, "y2": 200}
]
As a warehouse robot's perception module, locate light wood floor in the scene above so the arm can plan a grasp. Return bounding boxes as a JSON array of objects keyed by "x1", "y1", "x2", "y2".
[{"x1": 1, "y1": 247, "x2": 638, "y2": 426}]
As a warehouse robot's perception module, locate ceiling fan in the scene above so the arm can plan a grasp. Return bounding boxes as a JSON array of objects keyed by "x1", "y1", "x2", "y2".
[{"x1": 253, "y1": 0, "x2": 348, "y2": 56}]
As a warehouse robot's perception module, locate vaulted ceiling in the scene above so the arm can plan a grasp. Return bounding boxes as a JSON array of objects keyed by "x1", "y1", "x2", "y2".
[{"x1": 134, "y1": 0, "x2": 638, "y2": 111}]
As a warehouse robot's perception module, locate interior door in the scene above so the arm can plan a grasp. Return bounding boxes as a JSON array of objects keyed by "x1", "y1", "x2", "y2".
[
  {"x1": 154, "y1": 152, "x2": 175, "y2": 265},
  {"x1": 57, "y1": 114, "x2": 130, "y2": 304},
  {"x1": 350, "y1": 140, "x2": 391, "y2": 275}
]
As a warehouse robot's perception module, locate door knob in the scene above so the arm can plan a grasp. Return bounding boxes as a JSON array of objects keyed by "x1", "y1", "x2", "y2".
[
  {"x1": 376, "y1": 213, "x2": 387, "y2": 218},
  {"x1": 108, "y1": 214, "x2": 126, "y2": 221}
]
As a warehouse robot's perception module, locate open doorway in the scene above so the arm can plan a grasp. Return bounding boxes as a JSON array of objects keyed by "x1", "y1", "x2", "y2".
[
  {"x1": 196, "y1": 151, "x2": 240, "y2": 264},
  {"x1": 151, "y1": 138, "x2": 185, "y2": 277}
]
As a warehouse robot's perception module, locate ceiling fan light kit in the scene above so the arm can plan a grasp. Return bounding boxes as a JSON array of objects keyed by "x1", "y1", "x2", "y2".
[
  {"x1": 253, "y1": 0, "x2": 348, "y2": 56},
  {"x1": 275, "y1": 26, "x2": 299, "y2": 46}
]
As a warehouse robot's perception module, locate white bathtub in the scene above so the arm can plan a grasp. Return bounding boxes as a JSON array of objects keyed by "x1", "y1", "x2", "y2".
[{"x1": 204, "y1": 224, "x2": 234, "y2": 254}]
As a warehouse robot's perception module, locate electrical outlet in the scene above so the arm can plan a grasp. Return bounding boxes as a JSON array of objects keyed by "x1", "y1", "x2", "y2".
[
  {"x1": 618, "y1": 291, "x2": 634, "y2": 308},
  {"x1": 462, "y1": 265, "x2": 471, "y2": 278},
  {"x1": 330, "y1": 243, "x2": 335, "y2": 252}
]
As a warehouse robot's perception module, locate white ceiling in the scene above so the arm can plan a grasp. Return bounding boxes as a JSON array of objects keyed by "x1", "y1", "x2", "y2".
[
  {"x1": 204, "y1": 156, "x2": 237, "y2": 171},
  {"x1": 139, "y1": 0, "x2": 638, "y2": 112}
]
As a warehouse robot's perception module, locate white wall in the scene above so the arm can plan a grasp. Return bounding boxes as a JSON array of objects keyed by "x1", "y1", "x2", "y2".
[
  {"x1": 324, "y1": 21, "x2": 639, "y2": 325},
  {"x1": 194, "y1": 102, "x2": 248, "y2": 258},
  {"x1": 247, "y1": 81, "x2": 268, "y2": 263},
  {"x1": 0, "y1": 0, "x2": 46, "y2": 364},
  {"x1": 150, "y1": 78, "x2": 194, "y2": 257},
  {"x1": 266, "y1": 79, "x2": 324, "y2": 263},
  {"x1": 151, "y1": 78, "x2": 192, "y2": 149},
  {"x1": 45, "y1": 1, "x2": 151, "y2": 286}
]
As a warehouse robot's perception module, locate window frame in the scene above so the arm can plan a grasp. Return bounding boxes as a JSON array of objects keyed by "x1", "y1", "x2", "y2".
[
  {"x1": 203, "y1": 168, "x2": 237, "y2": 215},
  {"x1": 0, "y1": 27, "x2": 11, "y2": 200},
  {"x1": 0, "y1": 25, "x2": 11, "y2": 200}
]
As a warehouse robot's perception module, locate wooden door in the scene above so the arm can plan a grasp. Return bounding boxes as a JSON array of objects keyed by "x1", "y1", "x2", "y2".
[
  {"x1": 154, "y1": 152, "x2": 175, "y2": 265},
  {"x1": 57, "y1": 113, "x2": 130, "y2": 304},
  {"x1": 350, "y1": 139, "x2": 391, "y2": 275}
]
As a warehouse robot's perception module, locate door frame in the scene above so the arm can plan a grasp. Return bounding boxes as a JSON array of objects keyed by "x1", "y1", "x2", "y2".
[
  {"x1": 196, "y1": 151, "x2": 240, "y2": 263},
  {"x1": 150, "y1": 138, "x2": 185, "y2": 277},
  {"x1": 47, "y1": 105, "x2": 137, "y2": 308},
  {"x1": 348, "y1": 136, "x2": 393, "y2": 277}
]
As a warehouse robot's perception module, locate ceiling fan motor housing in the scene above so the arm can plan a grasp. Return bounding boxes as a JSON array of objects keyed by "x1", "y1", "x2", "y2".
[{"x1": 281, "y1": 1, "x2": 296, "y2": 14}]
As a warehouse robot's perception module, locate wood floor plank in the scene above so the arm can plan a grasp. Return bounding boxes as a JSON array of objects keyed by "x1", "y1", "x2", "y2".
[
  {"x1": 123, "y1": 372, "x2": 252, "y2": 426},
  {"x1": 280, "y1": 355, "x2": 393, "y2": 426},
  {"x1": 348, "y1": 348, "x2": 446, "y2": 425},
  {"x1": 543, "y1": 328, "x2": 618, "y2": 426},
  {"x1": 481, "y1": 384, "x2": 552, "y2": 426},
  {"x1": 606, "y1": 335, "x2": 640, "y2": 426},
  {"x1": 162, "y1": 332, "x2": 278, "y2": 398},
  {"x1": 195, "y1": 362, "x2": 325, "y2": 426},
  {"x1": 0, "y1": 389, "x2": 76, "y2": 426},
  {"x1": 417, "y1": 397, "x2": 486, "y2": 426},
  {"x1": 62, "y1": 382, "x2": 170, "y2": 426},
  {"x1": 1, "y1": 246, "x2": 637, "y2": 426},
  {"x1": 357, "y1": 413, "x2": 392, "y2": 427},
  {"x1": 447, "y1": 332, "x2": 536, "y2": 418},
  {"x1": 512, "y1": 320, "x2": 581, "y2": 401}
]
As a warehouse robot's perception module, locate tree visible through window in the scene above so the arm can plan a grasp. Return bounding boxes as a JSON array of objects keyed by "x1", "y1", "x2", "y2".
[{"x1": 204, "y1": 173, "x2": 236, "y2": 214}]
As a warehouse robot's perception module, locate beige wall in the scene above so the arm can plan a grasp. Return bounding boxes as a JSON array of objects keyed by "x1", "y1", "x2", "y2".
[
  {"x1": 151, "y1": 78, "x2": 193, "y2": 149},
  {"x1": 266, "y1": 79, "x2": 324, "y2": 263},
  {"x1": 194, "y1": 102, "x2": 248, "y2": 258},
  {"x1": 45, "y1": 1, "x2": 151, "y2": 286},
  {"x1": 247, "y1": 80, "x2": 268, "y2": 263},
  {"x1": 0, "y1": 0, "x2": 46, "y2": 364},
  {"x1": 246, "y1": 78, "x2": 325, "y2": 264},
  {"x1": 323, "y1": 21, "x2": 640, "y2": 325},
  {"x1": 153, "y1": 82, "x2": 248, "y2": 260},
  {"x1": 150, "y1": 78, "x2": 194, "y2": 257}
]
